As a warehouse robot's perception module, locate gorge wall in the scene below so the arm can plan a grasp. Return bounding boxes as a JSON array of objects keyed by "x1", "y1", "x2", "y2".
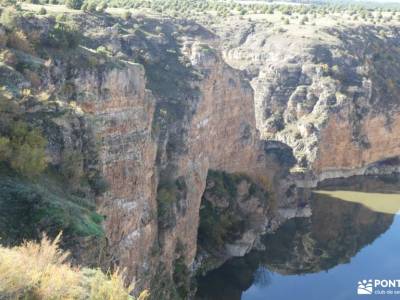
[
  {"x1": 74, "y1": 16, "x2": 309, "y2": 297},
  {"x1": 2, "y1": 8, "x2": 400, "y2": 300},
  {"x1": 216, "y1": 19, "x2": 400, "y2": 183},
  {"x1": 1, "y1": 13, "x2": 308, "y2": 298}
]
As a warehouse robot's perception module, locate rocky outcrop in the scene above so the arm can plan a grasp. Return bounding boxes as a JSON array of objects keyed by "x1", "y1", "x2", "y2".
[
  {"x1": 10, "y1": 10, "x2": 400, "y2": 299},
  {"x1": 13, "y1": 14, "x2": 307, "y2": 297},
  {"x1": 75, "y1": 63, "x2": 159, "y2": 286},
  {"x1": 217, "y1": 19, "x2": 400, "y2": 183},
  {"x1": 44, "y1": 19, "x2": 399, "y2": 294}
]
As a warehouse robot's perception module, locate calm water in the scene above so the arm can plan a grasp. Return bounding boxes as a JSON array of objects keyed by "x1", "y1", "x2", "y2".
[{"x1": 196, "y1": 176, "x2": 400, "y2": 300}]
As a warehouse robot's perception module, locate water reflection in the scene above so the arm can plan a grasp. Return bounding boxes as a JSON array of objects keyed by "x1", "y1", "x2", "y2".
[
  {"x1": 195, "y1": 176, "x2": 398, "y2": 300},
  {"x1": 314, "y1": 190, "x2": 400, "y2": 215}
]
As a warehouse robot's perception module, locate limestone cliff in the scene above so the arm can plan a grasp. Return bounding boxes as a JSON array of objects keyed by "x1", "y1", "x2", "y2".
[
  {"x1": 0, "y1": 12, "x2": 310, "y2": 298},
  {"x1": 5, "y1": 7, "x2": 400, "y2": 300},
  {"x1": 216, "y1": 19, "x2": 400, "y2": 182}
]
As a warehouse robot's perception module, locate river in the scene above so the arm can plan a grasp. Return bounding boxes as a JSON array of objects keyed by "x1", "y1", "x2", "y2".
[{"x1": 196, "y1": 175, "x2": 400, "y2": 300}]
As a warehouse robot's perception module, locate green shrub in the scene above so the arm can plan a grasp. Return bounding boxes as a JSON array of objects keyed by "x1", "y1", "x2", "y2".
[
  {"x1": 66, "y1": 0, "x2": 83, "y2": 10},
  {"x1": 173, "y1": 257, "x2": 190, "y2": 299},
  {"x1": 89, "y1": 173, "x2": 109, "y2": 196},
  {"x1": 60, "y1": 149, "x2": 84, "y2": 184},
  {"x1": 45, "y1": 22, "x2": 82, "y2": 49},
  {"x1": 157, "y1": 182, "x2": 177, "y2": 221},
  {"x1": 0, "y1": 121, "x2": 47, "y2": 177},
  {"x1": 0, "y1": 171, "x2": 104, "y2": 245},
  {"x1": 198, "y1": 170, "x2": 268, "y2": 251},
  {"x1": 0, "y1": 137, "x2": 11, "y2": 161},
  {"x1": 198, "y1": 200, "x2": 243, "y2": 249},
  {"x1": 0, "y1": 7, "x2": 18, "y2": 29},
  {"x1": 206, "y1": 170, "x2": 238, "y2": 199},
  {"x1": 38, "y1": 6, "x2": 47, "y2": 15},
  {"x1": 96, "y1": 45, "x2": 110, "y2": 56},
  {"x1": 300, "y1": 16, "x2": 308, "y2": 24}
]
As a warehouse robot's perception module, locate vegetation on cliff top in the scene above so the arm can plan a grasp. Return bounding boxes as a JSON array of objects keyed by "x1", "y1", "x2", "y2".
[
  {"x1": 0, "y1": 4, "x2": 109, "y2": 255},
  {"x1": 0, "y1": 233, "x2": 150, "y2": 300},
  {"x1": 0, "y1": 169, "x2": 105, "y2": 246},
  {"x1": 10, "y1": 0, "x2": 400, "y2": 27}
]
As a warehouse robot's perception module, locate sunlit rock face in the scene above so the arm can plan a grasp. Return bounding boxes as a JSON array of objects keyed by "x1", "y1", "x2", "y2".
[
  {"x1": 13, "y1": 12, "x2": 400, "y2": 299},
  {"x1": 76, "y1": 64, "x2": 159, "y2": 285},
  {"x1": 216, "y1": 19, "x2": 400, "y2": 180},
  {"x1": 30, "y1": 15, "x2": 307, "y2": 296}
]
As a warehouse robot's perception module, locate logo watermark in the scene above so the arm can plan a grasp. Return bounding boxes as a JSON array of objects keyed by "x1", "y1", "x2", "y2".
[
  {"x1": 358, "y1": 280, "x2": 373, "y2": 295},
  {"x1": 357, "y1": 279, "x2": 400, "y2": 296}
]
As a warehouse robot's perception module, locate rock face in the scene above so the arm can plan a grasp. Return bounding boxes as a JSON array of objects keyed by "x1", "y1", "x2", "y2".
[
  {"x1": 8, "y1": 10, "x2": 400, "y2": 300},
  {"x1": 217, "y1": 19, "x2": 400, "y2": 181},
  {"x1": 76, "y1": 64, "x2": 159, "y2": 285},
  {"x1": 26, "y1": 15, "x2": 306, "y2": 297}
]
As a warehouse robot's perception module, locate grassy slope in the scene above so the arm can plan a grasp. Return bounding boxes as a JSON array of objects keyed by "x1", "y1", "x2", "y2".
[{"x1": 0, "y1": 167, "x2": 104, "y2": 246}]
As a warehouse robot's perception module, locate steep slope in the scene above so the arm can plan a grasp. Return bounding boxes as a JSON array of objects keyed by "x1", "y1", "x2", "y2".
[
  {"x1": 216, "y1": 18, "x2": 400, "y2": 183},
  {"x1": 5, "y1": 5, "x2": 400, "y2": 299},
  {"x1": 0, "y1": 10, "x2": 309, "y2": 298}
]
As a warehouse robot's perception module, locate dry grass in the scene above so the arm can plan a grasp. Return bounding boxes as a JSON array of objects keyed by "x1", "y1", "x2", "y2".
[
  {"x1": 0, "y1": 234, "x2": 148, "y2": 300},
  {"x1": 7, "y1": 30, "x2": 35, "y2": 55}
]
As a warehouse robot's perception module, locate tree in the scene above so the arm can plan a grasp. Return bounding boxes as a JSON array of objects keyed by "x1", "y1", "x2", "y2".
[{"x1": 0, "y1": 121, "x2": 48, "y2": 177}]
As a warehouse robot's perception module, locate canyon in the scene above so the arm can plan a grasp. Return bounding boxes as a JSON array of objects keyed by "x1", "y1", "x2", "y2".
[{"x1": 1, "y1": 5, "x2": 400, "y2": 299}]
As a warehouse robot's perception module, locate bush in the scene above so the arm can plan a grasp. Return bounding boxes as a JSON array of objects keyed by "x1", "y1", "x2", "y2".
[
  {"x1": 0, "y1": 170, "x2": 106, "y2": 245},
  {"x1": 60, "y1": 149, "x2": 84, "y2": 184},
  {"x1": 300, "y1": 16, "x2": 308, "y2": 24},
  {"x1": 46, "y1": 22, "x2": 82, "y2": 49},
  {"x1": 0, "y1": 121, "x2": 47, "y2": 177},
  {"x1": 66, "y1": 0, "x2": 83, "y2": 10},
  {"x1": 198, "y1": 200, "x2": 243, "y2": 249},
  {"x1": 7, "y1": 30, "x2": 35, "y2": 55},
  {"x1": 89, "y1": 173, "x2": 109, "y2": 196},
  {"x1": 38, "y1": 6, "x2": 47, "y2": 15},
  {"x1": 157, "y1": 182, "x2": 177, "y2": 220},
  {"x1": 0, "y1": 7, "x2": 18, "y2": 29},
  {"x1": 0, "y1": 137, "x2": 11, "y2": 159},
  {"x1": 96, "y1": 45, "x2": 110, "y2": 56},
  {"x1": 0, "y1": 234, "x2": 148, "y2": 300}
]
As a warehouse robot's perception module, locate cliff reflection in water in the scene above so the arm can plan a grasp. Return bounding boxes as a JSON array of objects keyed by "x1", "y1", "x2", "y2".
[{"x1": 195, "y1": 177, "x2": 398, "y2": 300}]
